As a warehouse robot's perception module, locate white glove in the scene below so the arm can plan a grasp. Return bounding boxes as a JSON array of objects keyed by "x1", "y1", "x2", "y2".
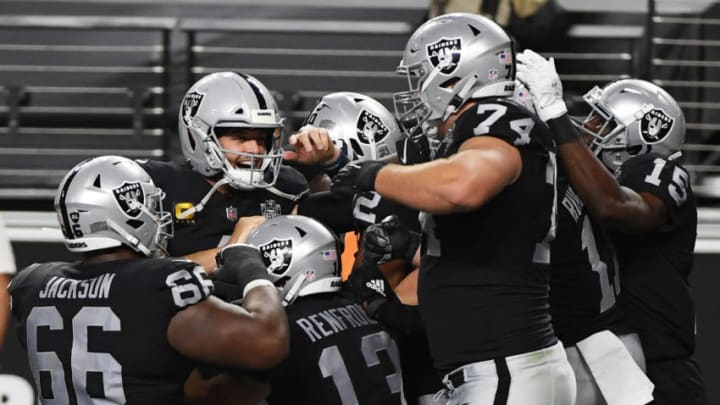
[{"x1": 516, "y1": 49, "x2": 568, "y2": 122}]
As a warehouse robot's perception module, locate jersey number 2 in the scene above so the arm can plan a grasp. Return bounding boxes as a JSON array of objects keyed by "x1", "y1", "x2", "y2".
[{"x1": 26, "y1": 306, "x2": 125, "y2": 403}]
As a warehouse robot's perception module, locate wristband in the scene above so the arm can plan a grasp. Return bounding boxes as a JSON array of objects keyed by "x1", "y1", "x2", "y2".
[
  {"x1": 321, "y1": 151, "x2": 349, "y2": 178},
  {"x1": 547, "y1": 114, "x2": 583, "y2": 145},
  {"x1": 243, "y1": 279, "x2": 276, "y2": 297}
]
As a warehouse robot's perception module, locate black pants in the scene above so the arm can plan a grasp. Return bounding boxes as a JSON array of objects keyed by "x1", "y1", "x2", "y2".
[{"x1": 647, "y1": 356, "x2": 707, "y2": 405}]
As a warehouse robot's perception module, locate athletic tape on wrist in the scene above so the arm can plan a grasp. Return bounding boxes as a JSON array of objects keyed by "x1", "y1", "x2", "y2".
[{"x1": 243, "y1": 279, "x2": 276, "y2": 297}]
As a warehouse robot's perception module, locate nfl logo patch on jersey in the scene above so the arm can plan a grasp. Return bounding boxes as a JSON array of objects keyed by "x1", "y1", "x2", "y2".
[
  {"x1": 225, "y1": 206, "x2": 238, "y2": 222},
  {"x1": 427, "y1": 37, "x2": 461, "y2": 75},
  {"x1": 112, "y1": 182, "x2": 144, "y2": 218}
]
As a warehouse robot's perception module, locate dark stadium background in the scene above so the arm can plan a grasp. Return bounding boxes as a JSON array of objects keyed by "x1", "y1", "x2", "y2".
[{"x1": 0, "y1": 0, "x2": 718, "y2": 403}]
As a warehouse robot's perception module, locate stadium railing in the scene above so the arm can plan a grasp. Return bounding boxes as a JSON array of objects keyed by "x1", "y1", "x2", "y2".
[
  {"x1": 178, "y1": 17, "x2": 412, "y2": 132},
  {"x1": 0, "y1": 15, "x2": 176, "y2": 200}
]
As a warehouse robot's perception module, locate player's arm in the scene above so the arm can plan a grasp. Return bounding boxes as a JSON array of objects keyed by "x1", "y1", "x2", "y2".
[
  {"x1": 168, "y1": 287, "x2": 288, "y2": 370},
  {"x1": 516, "y1": 49, "x2": 668, "y2": 233},
  {"x1": 553, "y1": 130, "x2": 668, "y2": 234},
  {"x1": 332, "y1": 136, "x2": 521, "y2": 215},
  {"x1": 185, "y1": 216, "x2": 266, "y2": 273},
  {"x1": 376, "y1": 136, "x2": 521, "y2": 214},
  {"x1": 0, "y1": 273, "x2": 10, "y2": 348}
]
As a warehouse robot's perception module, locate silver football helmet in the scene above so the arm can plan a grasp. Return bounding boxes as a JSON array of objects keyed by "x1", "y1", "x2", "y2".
[
  {"x1": 245, "y1": 215, "x2": 341, "y2": 306},
  {"x1": 578, "y1": 78, "x2": 686, "y2": 171},
  {"x1": 54, "y1": 155, "x2": 172, "y2": 256},
  {"x1": 305, "y1": 92, "x2": 402, "y2": 161},
  {"x1": 394, "y1": 13, "x2": 515, "y2": 135},
  {"x1": 178, "y1": 71, "x2": 284, "y2": 190}
]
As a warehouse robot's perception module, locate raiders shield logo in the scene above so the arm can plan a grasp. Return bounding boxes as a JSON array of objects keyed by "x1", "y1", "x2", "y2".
[
  {"x1": 181, "y1": 91, "x2": 204, "y2": 126},
  {"x1": 427, "y1": 38, "x2": 462, "y2": 75},
  {"x1": 356, "y1": 109, "x2": 390, "y2": 144},
  {"x1": 112, "y1": 182, "x2": 144, "y2": 218},
  {"x1": 640, "y1": 108, "x2": 674, "y2": 143},
  {"x1": 259, "y1": 238, "x2": 293, "y2": 276},
  {"x1": 261, "y1": 199, "x2": 282, "y2": 219}
]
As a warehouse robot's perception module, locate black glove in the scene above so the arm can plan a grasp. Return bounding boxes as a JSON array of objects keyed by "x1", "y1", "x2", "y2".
[
  {"x1": 347, "y1": 261, "x2": 397, "y2": 318},
  {"x1": 396, "y1": 134, "x2": 431, "y2": 164},
  {"x1": 362, "y1": 215, "x2": 421, "y2": 265},
  {"x1": 211, "y1": 244, "x2": 273, "y2": 302},
  {"x1": 330, "y1": 160, "x2": 387, "y2": 198}
]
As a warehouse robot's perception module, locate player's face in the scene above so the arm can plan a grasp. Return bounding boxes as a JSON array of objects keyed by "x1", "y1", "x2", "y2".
[
  {"x1": 217, "y1": 128, "x2": 277, "y2": 168},
  {"x1": 582, "y1": 112, "x2": 616, "y2": 144}
]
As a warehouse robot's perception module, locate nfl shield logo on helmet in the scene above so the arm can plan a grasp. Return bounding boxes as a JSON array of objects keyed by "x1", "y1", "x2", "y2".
[
  {"x1": 356, "y1": 109, "x2": 390, "y2": 144},
  {"x1": 259, "y1": 238, "x2": 293, "y2": 276},
  {"x1": 640, "y1": 108, "x2": 674, "y2": 143},
  {"x1": 181, "y1": 91, "x2": 204, "y2": 127},
  {"x1": 427, "y1": 37, "x2": 462, "y2": 75},
  {"x1": 112, "y1": 182, "x2": 144, "y2": 218}
]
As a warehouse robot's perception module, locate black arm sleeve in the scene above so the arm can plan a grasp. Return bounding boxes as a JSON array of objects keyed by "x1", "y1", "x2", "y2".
[
  {"x1": 373, "y1": 301, "x2": 424, "y2": 336},
  {"x1": 297, "y1": 191, "x2": 356, "y2": 234}
]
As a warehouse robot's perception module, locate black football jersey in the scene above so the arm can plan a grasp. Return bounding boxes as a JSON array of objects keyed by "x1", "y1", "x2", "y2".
[
  {"x1": 352, "y1": 191, "x2": 421, "y2": 233},
  {"x1": 267, "y1": 294, "x2": 403, "y2": 405},
  {"x1": 613, "y1": 153, "x2": 697, "y2": 361},
  {"x1": 8, "y1": 257, "x2": 212, "y2": 404},
  {"x1": 140, "y1": 160, "x2": 309, "y2": 257},
  {"x1": 550, "y1": 176, "x2": 631, "y2": 346},
  {"x1": 417, "y1": 98, "x2": 558, "y2": 372}
]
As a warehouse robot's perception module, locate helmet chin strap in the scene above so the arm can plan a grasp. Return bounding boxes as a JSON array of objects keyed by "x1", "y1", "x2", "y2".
[
  {"x1": 106, "y1": 218, "x2": 151, "y2": 256},
  {"x1": 176, "y1": 177, "x2": 229, "y2": 220}
]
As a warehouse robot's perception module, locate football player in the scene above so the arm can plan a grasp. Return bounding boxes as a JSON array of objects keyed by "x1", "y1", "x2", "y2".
[
  {"x1": 8, "y1": 155, "x2": 289, "y2": 404},
  {"x1": 513, "y1": 78, "x2": 653, "y2": 404},
  {"x1": 332, "y1": 13, "x2": 575, "y2": 405},
  {"x1": 142, "y1": 71, "x2": 334, "y2": 271},
  {"x1": 290, "y1": 92, "x2": 441, "y2": 404},
  {"x1": 517, "y1": 49, "x2": 708, "y2": 405},
  {"x1": 244, "y1": 215, "x2": 403, "y2": 405}
]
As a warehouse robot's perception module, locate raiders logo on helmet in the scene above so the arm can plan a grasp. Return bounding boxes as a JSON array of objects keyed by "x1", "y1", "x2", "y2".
[
  {"x1": 181, "y1": 91, "x2": 204, "y2": 126},
  {"x1": 427, "y1": 37, "x2": 462, "y2": 75},
  {"x1": 112, "y1": 182, "x2": 145, "y2": 218},
  {"x1": 356, "y1": 109, "x2": 390, "y2": 144},
  {"x1": 640, "y1": 108, "x2": 674, "y2": 143},
  {"x1": 259, "y1": 238, "x2": 293, "y2": 276}
]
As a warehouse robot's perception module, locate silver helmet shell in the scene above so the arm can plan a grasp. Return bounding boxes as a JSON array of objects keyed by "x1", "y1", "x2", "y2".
[
  {"x1": 178, "y1": 71, "x2": 284, "y2": 190},
  {"x1": 394, "y1": 13, "x2": 515, "y2": 135},
  {"x1": 305, "y1": 92, "x2": 402, "y2": 161},
  {"x1": 54, "y1": 155, "x2": 172, "y2": 256},
  {"x1": 579, "y1": 78, "x2": 686, "y2": 171},
  {"x1": 245, "y1": 215, "x2": 341, "y2": 306}
]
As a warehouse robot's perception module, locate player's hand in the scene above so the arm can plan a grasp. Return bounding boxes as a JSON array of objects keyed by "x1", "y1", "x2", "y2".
[
  {"x1": 347, "y1": 262, "x2": 396, "y2": 318},
  {"x1": 211, "y1": 244, "x2": 273, "y2": 302},
  {"x1": 231, "y1": 215, "x2": 266, "y2": 244},
  {"x1": 362, "y1": 215, "x2": 421, "y2": 264},
  {"x1": 516, "y1": 49, "x2": 567, "y2": 122},
  {"x1": 330, "y1": 160, "x2": 386, "y2": 198},
  {"x1": 283, "y1": 126, "x2": 340, "y2": 165}
]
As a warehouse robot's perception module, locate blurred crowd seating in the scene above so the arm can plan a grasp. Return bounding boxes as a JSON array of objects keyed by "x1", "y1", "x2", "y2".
[{"x1": 0, "y1": 0, "x2": 718, "y2": 208}]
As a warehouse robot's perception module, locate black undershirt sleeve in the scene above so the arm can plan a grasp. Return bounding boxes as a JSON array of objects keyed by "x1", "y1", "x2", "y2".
[{"x1": 297, "y1": 191, "x2": 356, "y2": 234}]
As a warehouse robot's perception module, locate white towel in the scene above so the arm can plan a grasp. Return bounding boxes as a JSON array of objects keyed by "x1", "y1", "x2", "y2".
[{"x1": 576, "y1": 330, "x2": 654, "y2": 405}]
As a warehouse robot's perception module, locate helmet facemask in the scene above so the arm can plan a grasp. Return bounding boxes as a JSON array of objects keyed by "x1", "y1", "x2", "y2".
[{"x1": 211, "y1": 126, "x2": 283, "y2": 191}]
